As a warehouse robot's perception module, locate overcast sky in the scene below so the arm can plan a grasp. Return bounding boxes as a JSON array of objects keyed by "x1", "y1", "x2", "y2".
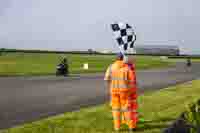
[{"x1": 0, "y1": 0, "x2": 200, "y2": 54}]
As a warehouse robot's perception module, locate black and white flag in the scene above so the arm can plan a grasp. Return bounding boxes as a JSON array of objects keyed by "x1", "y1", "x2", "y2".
[{"x1": 111, "y1": 22, "x2": 136, "y2": 54}]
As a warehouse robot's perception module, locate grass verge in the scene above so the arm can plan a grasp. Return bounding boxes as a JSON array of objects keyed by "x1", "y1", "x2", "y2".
[
  {"x1": 0, "y1": 80, "x2": 200, "y2": 133},
  {"x1": 184, "y1": 99, "x2": 200, "y2": 133},
  {"x1": 0, "y1": 53, "x2": 172, "y2": 76}
]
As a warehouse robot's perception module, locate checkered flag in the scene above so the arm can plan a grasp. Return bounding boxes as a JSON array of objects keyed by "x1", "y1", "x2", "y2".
[{"x1": 111, "y1": 22, "x2": 136, "y2": 53}]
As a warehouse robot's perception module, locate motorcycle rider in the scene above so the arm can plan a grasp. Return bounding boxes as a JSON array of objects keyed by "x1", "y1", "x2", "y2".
[
  {"x1": 56, "y1": 57, "x2": 69, "y2": 76},
  {"x1": 62, "y1": 58, "x2": 69, "y2": 75}
]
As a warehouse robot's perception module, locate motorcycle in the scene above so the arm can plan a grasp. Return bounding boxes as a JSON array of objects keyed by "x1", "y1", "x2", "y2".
[
  {"x1": 56, "y1": 63, "x2": 68, "y2": 76},
  {"x1": 186, "y1": 58, "x2": 192, "y2": 67}
]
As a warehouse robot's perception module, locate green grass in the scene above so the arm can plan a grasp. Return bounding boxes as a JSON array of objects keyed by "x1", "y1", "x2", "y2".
[
  {"x1": 1, "y1": 80, "x2": 200, "y2": 133},
  {"x1": 168, "y1": 57, "x2": 200, "y2": 62},
  {"x1": 0, "y1": 53, "x2": 171, "y2": 76},
  {"x1": 184, "y1": 99, "x2": 200, "y2": 133}
]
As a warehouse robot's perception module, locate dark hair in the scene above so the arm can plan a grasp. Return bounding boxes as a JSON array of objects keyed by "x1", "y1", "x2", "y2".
[{"x1": 117, "y1": 56, "x2": 123, "y2": 61}]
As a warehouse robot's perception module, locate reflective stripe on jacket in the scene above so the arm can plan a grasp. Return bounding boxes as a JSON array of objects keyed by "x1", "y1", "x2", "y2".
[{"x1": 104, "y1": 61, "x2": 136, "y2": 93}]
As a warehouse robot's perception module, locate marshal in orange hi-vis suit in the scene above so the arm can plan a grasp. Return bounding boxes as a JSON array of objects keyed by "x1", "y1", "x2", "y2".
[{"x1": 104, "y1": 57, "x2": 138, "y2": 131}]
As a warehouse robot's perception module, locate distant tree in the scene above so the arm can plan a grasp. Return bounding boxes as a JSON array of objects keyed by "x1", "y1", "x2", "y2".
[
  {"x1": 88, "y1": 49, "x2": 93, "y2": 55},
  {"x1": 0, "y1": 48, "x2": 5, "y2": 56}
]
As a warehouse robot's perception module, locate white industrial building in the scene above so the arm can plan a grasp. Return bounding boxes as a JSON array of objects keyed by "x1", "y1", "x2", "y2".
[{"x1": 135, "y1": 45, "x2": 180, "y2": 55}]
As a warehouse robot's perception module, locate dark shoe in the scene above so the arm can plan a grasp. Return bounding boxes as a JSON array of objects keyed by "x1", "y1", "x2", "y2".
[{"x1": 129, "y1": 128, "x2": 137, "y2": 132}]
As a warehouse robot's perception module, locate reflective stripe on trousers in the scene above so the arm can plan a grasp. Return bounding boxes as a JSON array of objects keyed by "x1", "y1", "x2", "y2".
[{"x1": 112, "y1": 108, "x2": 137, "y2": 112}]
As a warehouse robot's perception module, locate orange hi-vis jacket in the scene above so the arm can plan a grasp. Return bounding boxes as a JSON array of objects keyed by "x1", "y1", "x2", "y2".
[{"x1": 104, "y1": 60, "x2": 137, "y2": 94}]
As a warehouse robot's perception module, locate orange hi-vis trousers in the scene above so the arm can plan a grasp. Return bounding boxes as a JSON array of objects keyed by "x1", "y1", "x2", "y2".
[{"x1": 111, "y1": 90, "x2": 138, "y2": 130}]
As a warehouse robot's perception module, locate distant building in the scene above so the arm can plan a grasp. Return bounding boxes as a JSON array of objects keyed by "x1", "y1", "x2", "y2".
[
  {"x1": 100, "y1": 50, "x2": 113, "y2": 54},
  {"x1": 135, "y1": 45, "x2": 180, "y2": 55}
]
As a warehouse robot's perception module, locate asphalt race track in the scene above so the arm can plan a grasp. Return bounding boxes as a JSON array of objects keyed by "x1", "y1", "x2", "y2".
[{"x1": 0, "y1": 62, "x2": 200, "y2": 129}]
